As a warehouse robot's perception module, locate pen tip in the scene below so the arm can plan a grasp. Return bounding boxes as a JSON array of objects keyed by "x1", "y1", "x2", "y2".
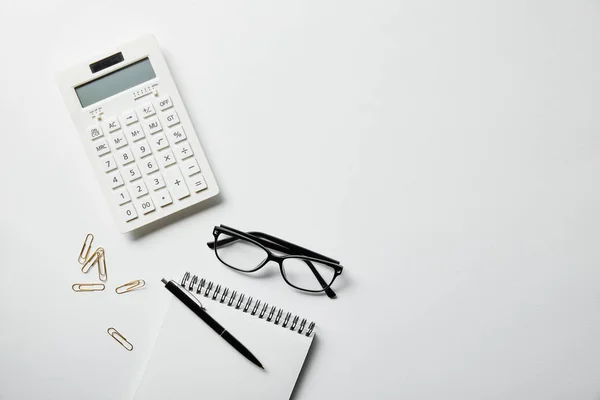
[{"x1": 161, "y1": 278, "x2": 167, "y2": 285}]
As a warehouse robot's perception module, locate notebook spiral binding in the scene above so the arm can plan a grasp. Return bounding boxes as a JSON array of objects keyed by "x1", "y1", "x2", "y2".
[{"x1": 181, "y1": 272, "x2": 315, "y2": 337}]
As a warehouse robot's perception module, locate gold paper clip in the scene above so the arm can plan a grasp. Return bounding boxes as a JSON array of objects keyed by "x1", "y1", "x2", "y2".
[
  {"x1": 78, "y1": 234, "x2": 94, "y2": 264},
  {"x1": 107, "y1": 327, "x2": 133, "y2": 351},
  {"x1": 97, "y1": 248, "x2": 107, "y2": 282},
  {"x1": 81, "y1": 248, "x2": 102, "y2": 274},
  {"x1": 115, "y1": 280, "x2": 145, "y2": 294},
  {"x1": 72, "y1": 283, "x2": 105, "y2": 292}
]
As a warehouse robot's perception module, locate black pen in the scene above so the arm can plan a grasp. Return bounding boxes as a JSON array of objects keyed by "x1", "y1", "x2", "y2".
[{"x1": 161, "y1": 278, "x2": 264, "y2": 369}]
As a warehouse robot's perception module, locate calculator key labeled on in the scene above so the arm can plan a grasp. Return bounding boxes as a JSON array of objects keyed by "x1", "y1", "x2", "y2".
[
  {"x1": 167, "y1": 126, "x2": 186, "y2": 144},
  {"x1": 114, "y1": 188, "x2": 131, "y2": 205},
  {"x1": 138, "y1": 197, "x2": 156, "y2": 214},
  {"x1": 141, "y1": 156, "x2": 159, "y2": 175},
  {"x1": 122, "y1": 109, "x2": 138, "y2": 125},
  {"x1": 120, "y1": 203, "x2": 138, "y2": 222},
  {"x1": 175, "y1": 142, "x2": 193, "y2": 161},
  {"x1": 133, "y1": 139, "x2": 152, "y2": 159},
  {"x1": 164, "y1": 166, "x2": 190, "y2": 200},
  {"x1": 108, "y1": 170, "x2": 124, "y2": 189},
  {"x1": 117, "y1": 148, "x2": 135, "y2": 166},
  {"x1": 106, "y1": 116, "x2": 121, "y2": 132},
  {"x1": 110, "y1": 131, "x2": 128, "y2": 149},
  {"x1": 147, "y1": 172, "x2": 166, "y2": 191},
  {"x1": 153, "y1": 190, "x2": 173, "y2": 207},
  {"x1": 156, "y1": 95, "x2": 173, "y2": 111},
  {"x1": 87, "y1": 125, "x2": 104, "y2": 140},
  {"x1": 159, "y1": 149, "x2": 176, "y2": 168},
  {"x1": 125, "y1": 124, "x2": 146, "y2": 142},
  {"x1": 182, "y1": 158, "x2": 201, "y2": 176},
  {"x1": 133, "y1": 181, "x2": 149, "y2": 198},
  {"x1": 94, "y1": 139, "x2": 111, "y2": 157},
  {"x1": 102, "y1": 155, "x2": 117, "y2": 173},
  {"x1": 138, "y1": 103, "x2": 156, "y2": 118},
  {"x1": 163, "y1": 110, "x2": 180, "y2": 127},
  {"x1": 145, "y1": 117, "x2": 162, "y2": 134}
]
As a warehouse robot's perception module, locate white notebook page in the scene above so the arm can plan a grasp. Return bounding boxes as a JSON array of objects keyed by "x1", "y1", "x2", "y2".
[{"x1": 134, "y1": 295, "x2": 314, "y2": 400}]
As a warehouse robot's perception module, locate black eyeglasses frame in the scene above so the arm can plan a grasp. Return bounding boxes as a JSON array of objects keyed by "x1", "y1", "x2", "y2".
[{"x1": 207, "y1": 225, "x2": 343, "y2": 299}]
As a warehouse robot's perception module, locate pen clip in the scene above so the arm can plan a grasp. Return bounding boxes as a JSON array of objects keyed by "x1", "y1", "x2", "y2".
[{"x1": 179, "y1": 281, "x2": 205, "y2": 310}]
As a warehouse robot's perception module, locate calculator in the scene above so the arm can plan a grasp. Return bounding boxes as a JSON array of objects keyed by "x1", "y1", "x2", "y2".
[{"x1": 57, "y1": 35, "x2": 219, "y2": 232}]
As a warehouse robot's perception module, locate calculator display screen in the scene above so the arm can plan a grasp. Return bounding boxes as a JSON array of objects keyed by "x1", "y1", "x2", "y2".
[{"x1": 75, "y1": 58, "x2": 156, "y2": 108}]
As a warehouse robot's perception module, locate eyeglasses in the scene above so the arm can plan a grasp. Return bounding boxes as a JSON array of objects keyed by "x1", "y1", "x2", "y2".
[{"x1": 207, "y1": 225, "x2": 344, "y2": 299}]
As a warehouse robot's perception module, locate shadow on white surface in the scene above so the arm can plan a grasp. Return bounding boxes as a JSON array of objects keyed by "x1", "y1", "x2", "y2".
[
  {"x1": 290, "y1": 334, "x2": 320, "y2": 400},
  {"x1": 128, "y1": 193, "x2": 224, "y2": 239}
]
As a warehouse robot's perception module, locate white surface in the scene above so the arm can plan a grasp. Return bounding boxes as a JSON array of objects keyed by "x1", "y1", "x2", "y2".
[
  {"x1": 135, "y1": 291, "x2": 313, "y2": 400},
  {"x1": 1, "y1": 1, "x2": 600, "y2": 399}
]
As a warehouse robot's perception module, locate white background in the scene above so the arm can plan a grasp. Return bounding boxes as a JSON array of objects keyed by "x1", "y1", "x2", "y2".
[{"x1": 1, "y1": 1, "x2": 599, "y2": 399}]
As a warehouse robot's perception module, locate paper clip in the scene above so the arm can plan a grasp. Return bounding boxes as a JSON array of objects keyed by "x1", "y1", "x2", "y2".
[
  {"x1": 72, "y1": 283, "x2": 105, "y2": 292},
  {"x1": 97, "y1": 248, "x2": 107, "y2": 282},
  {"x1": 107, "y1": 327, "x2": 133, "y2": 351},
  {"x1": 78, "y1": 234, "x2": 94, "y2": 264},
  {"x1": 115, "y1": 280, "x2": 146, "y2": 294},
  {"x1": 81, "y1": 248, "x2": 101, "y2": 273}
]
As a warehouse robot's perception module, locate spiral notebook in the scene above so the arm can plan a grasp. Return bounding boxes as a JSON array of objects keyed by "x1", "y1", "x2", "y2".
[{"x1": 134, "y1": 273, "x2": 316, "y2": 400}]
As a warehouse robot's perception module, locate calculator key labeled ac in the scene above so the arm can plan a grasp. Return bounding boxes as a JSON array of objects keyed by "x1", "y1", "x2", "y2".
[{"x1": 57, "y1": 35, "x2": 220, "y2": 232}]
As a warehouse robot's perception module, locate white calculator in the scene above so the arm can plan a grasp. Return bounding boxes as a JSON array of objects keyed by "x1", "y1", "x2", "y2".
[{"x1": 57, "y1": 35, "x2": 219, "y2": 232}]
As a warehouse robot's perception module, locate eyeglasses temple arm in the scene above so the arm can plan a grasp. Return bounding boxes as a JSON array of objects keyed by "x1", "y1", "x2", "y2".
[
  {"x1": 249, "y1": 231, "x2": 340, "y2": 265},
  {"x1": 303, "y1": 259, "x2": 336, "y2": 299},
  {"x1": 207, "y1": 235, "x2": 292, "y2": 255}
]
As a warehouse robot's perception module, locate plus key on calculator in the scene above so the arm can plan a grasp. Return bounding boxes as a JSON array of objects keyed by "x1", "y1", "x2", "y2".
[{"x1": 57, "y1": 35, "x2": 220, "y2": 232}]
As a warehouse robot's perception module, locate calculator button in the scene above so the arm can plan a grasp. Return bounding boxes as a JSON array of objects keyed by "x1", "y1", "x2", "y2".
[
  {"x1": 114, "y1": 188, "x2": 131, "y2": 205},
  {"x1": 133, "y1": 181, "x2": 149, "y2": 198},
  {"x1": 93, "y1": 139, "x2": 111, "y2": 157},
  {"x1": 109, "y1": 131, "x2": 128, "y2": 149},
  {"x1": 182, "y1": 158, "x2": 201, "y2": 176},
  {"x1": 141, "y1": 156, "x2": 159, "y2": 175},
  {"x1": 117, "y1": 148, "x2": 135, "y2": 166},
  {"x1": 101, "y1": 155, "x2": 117, "y2": 173},
  {"x1": 167, "y1": 126, "x2": 186, "y2": 144},
  {"x1": 188, "y1": 174, "x2": 208, "y2": 193},
  {"x1": 138, "y1": 103, "x2": 156, "y2": 118},
  {"x1": 122, "y1": 109, "x2": 138, "y2": 125},
  {"x1": 106, "y1": 117, "x2": 121, "y2": 132},
  {"x1": 156, "y1": 95, "x2": 173, "y2": 111},
  {"x1": 153, "y1": 190, "x2": 173, "y2": 207},
  {"x1": 159, "y1": 149, "x2": 176, "y2": 168},
  {"x1": 108, "y1": 170, "x2": 124, "y2": 189},
  {"x1": 126, "y1": 165, "x2": 142, "y2": 182},
  {"x1": 175, "y1": 142, "x2": 193, "y2": 161},
  {"x1": 151, "y1": 133, "x2": 169, "y2": 151},
  {"x1": 133, "y1": 139, "x2": 152, "y2": 159},
  {"x1": 163, "y1": 110, "x2": 180, "y2": 127},
  {"x1": 138, "y1": 196, "x2": 156, "y2": 214},
  {"x1": 87, "y1": 125, "x2": 104, "y2": 140},
  {"x1": 147, "y1": 172, "x2": 166, "y2": 191},
  {"x1": 125, "y1": 124, "x2": 146, "y2": 142},
  {"x1": 145, "y1": 117, "x2": 162, "y2": 134},
  {"x1": 120, "y1": 203, "x2": 138, "y2": 222},
  {"x1": 164, "y1": 166, "x2": 190, "y2": 200}
]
